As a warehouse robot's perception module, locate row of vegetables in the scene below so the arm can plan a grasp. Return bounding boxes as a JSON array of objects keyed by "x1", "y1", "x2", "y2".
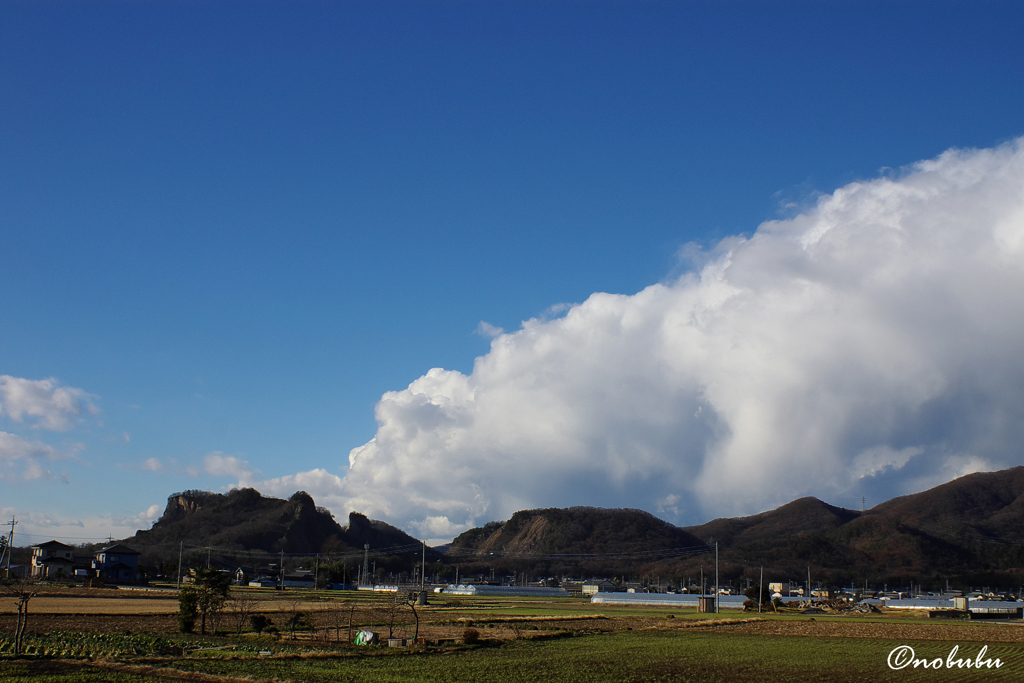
[{"x1": 0, "y1": 631, "x2": 262, "y2": 658}]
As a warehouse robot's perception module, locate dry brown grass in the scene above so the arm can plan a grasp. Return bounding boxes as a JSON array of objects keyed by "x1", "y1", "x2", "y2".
[{"x1": 0, "y1": 596, "x2": 181, "y2": 614}]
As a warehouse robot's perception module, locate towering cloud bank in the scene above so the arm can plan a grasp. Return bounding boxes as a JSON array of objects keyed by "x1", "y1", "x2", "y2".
[{"x1": 331, "y1": 140, "x2": 1024, "y2": 540}]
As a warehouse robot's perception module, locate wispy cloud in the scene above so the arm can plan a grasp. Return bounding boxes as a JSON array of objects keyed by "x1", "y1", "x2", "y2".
[
  {"x1": 140, "y1": 457, "x2": 165, "y2": 473},
  {"x1": 0, "y1": 431, "x2": 80, "y2": 482},
  {"x1": 2, "y1": 505, "x2": 167, "y2": 542}
]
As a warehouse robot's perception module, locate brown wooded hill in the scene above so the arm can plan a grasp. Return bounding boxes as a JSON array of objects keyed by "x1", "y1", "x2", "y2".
[
  {"x1": 447, "y1": 467, "x2": 1024, "y2": 585},
  {"x1": 447, "y1": 507, "x2": 709, "y2": 576},
  {"x1": 665, "y1": 466, "x2": 1024, "y2": 585},
  {"x1": 127, "y1": 488, "x2": 438, "y2": 563},
  {"x1": 123, "y1": 467, "x2": 1024, "y2": 585}
]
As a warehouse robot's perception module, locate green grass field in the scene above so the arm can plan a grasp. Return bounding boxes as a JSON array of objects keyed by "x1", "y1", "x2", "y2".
[
  {"x1": 3, "y1": 629, "x2": 1023, "y2": 683},
  {"x1": 4, "y1": 591, "x2": 1023, "y2": 682}
]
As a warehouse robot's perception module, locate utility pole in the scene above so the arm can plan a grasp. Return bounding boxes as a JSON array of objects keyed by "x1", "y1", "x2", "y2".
[
  {"x1": 421, "y1": 542, "x2": 426, "y2": 592},
  {"x1": 279, "y1": 549, "x2": 285, "y2": 591},
  {"x1": 314, "y1": 554, "x2": 320, "y2": 591},
  {"x1": 4, "y1": 517, "x2": 16, "y2": 578},
  {"x1": 759, "y1": 566, "x2": 763, "y2": 614},
  {"x1": 715, "y1": 542, "x2": 719, "y2": 614},
  {"x1": 176, "y1": 541, "x2": 183, "y2": 590},
  {"x1": 807, "y1": 567, "x2": 811, "y2": 603},
  {"x1": 362, "y1": 544, "x2": 370, "y2": 588}
]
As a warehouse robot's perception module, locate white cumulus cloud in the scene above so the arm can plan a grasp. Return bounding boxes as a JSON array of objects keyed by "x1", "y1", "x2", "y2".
[
  {"x1": 329, "y1": 140, "x2": 1024, "y2": 538},
  {"x1": 475, "y1": 321, "x2": 505, "y2": 338},
  {"x1": 204, "y1": 452, "x2": 258, "y2": 482},
  {"x1": 0, "y1": 375, "x2": 98, "y2": 431},
  {"x1": 245, "y1": 468, "x2": 345, "y2": 505}
]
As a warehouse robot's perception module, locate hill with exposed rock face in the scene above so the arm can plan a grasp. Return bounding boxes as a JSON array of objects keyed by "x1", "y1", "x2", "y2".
[
  {"x1": 128, "y1": 488, "x2": 437, "y2": 560},
  {"x1": 121, "y1": 467, "x2": 1024, "y2": 585}
]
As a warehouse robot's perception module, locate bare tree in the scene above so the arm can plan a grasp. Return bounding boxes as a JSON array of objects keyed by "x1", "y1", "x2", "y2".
[
  {"x1": 284, "y1": 599, "x2": 306, "y2": 640},
  {"x1": 365, "y1": 592, "x2": 405, "y2": 640},
  {"x1": 323, "y1": 601, "x2": 349, "y2": 644},
  {"x1": 305, "y1": 608, "x2": 322, "y2": 642},
  {"x1": 1, "y1": 578, "x2": 38, "y2": 655},
  {"x1": 406, "y1": 592, "x2": 421, "y2": 642},
  {"x1": 322, "y1": 601, "x2": 339, "y2": 643},
  {"x1": 385, "y1": 593, "x2": 406, "y2": 639},
  {"x1": 346, "y1": 604, "x2": 354, "y2": 644},
  {"x1": 228, "y1": 594, "x2": 259, "y2": 634}
]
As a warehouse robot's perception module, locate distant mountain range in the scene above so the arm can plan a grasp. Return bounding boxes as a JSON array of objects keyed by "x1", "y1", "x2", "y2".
[
  {"x1": 448, "y1": 467, "x2": 1024, "y2": 585},
  {"x1": 671, "y1": 467, "x2": 1024, "y2": 585},
  {"x1": 125, "y1": 467, "x2": 1024, "y2": 585}
]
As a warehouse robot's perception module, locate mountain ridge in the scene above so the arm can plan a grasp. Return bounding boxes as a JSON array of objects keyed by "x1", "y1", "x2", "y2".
[
  {"x1": 125, "y1": 488, "x2": 441, "y2": 569},
  {"x1": 447, "y1": 467, "x2": 1024, "y2": 585},
  {"x1": 119, "y1": 466, "x2": 1024, "y2": 585}
]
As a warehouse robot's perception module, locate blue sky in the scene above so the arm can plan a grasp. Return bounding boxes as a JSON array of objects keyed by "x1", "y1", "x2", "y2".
[{"x1": 3, "y1": 1, "x2": 1024, "y2": 546}]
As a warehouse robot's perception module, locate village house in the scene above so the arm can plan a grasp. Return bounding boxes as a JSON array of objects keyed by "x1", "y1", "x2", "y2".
[
  {"x1": 30, "y1": 540, "x2": 76, "y2": 579},
  {"x1": 92, "y1": 543, "x2": 141, "y2": 584}
]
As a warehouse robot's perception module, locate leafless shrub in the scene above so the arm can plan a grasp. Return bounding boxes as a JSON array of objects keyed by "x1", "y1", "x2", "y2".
[{"x1": 228, "y1": 594, "x2": 259, "y2": 634}]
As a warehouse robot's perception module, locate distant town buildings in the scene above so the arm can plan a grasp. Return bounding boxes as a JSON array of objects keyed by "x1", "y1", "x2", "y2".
[{"x1": 29, "y1": 540, "x2": 142, "y2": 584}]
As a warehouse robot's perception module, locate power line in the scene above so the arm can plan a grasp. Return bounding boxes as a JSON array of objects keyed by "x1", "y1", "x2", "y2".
[{"x1": 15, "y1": 531, "x2": 129, "y2": 542}]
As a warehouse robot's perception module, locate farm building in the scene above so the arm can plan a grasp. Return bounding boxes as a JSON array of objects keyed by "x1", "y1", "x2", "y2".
[
  {"x1": 442, "y1": 584, "x2": 569, "y2": 598},
  {"x1": 282, "y1": 570, "x2": 315, "y2": 588},
  {"x1": 582, "y1": 580, "x2": 616, "y2": 595},
  {"x1": 590, "y1": 592, "x2": 749, "y2": 610},
  {"x1": 869, "y1": 597, "x2": 1023, "y2": 617}
]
